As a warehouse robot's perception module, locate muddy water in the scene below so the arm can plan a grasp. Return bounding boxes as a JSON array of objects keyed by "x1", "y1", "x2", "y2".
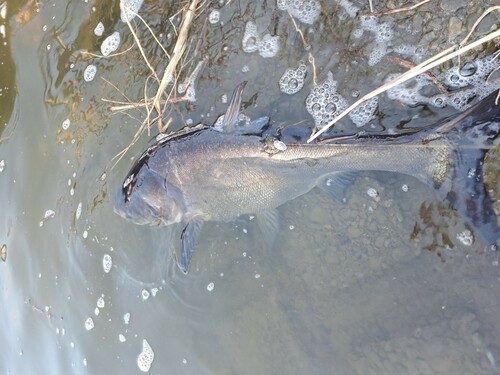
[{"x1": 1, "y1": 0, "x2": 499, "y2": 374}]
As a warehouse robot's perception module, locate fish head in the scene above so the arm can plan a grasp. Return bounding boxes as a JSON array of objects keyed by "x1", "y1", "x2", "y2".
[{"x1": 114, "y1": 164, "x2": 184, "y2": 227}]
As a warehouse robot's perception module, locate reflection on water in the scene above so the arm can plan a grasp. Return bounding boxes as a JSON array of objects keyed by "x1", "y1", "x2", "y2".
[{"x1": 0, "y1": 0, "x2": 499, "y2": 374}]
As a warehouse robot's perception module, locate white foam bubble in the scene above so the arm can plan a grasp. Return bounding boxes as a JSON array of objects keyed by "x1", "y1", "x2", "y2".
[
  {"x1": 93, "y1": 22, "x2": 104, "y2": 36},
  {"x1": 278, "y1": 0, "x2": 321, "y2": 25},
  {"x1": 306, "y1": 72, "x2": 348, "y2": 129},
  {"x1": 457, "y1": 230, "x2": 474, "y2": 246},
  {"x1": 242, "y1": 21, "x2": 259, "y2": 53},
  {"x1": 102, "y1": 254, "x2": 112, "y2": 273},
  {"x1": 62, "y1": 118, "x2": 71, "y2": 130},
  {"x1": 97, "y1": 297, "x2": 105, "y2": 308},
  {"x1": 84, "y1": 317, "x2": 94, "y2": 331},
  {"x1": 339, "y1": 0, "x2": 359, "y2": 18},
  {"x1": 141, "y1": 289, "x2": 150, "y2": 300},
  {"x1": 137, "y1": 339, "x2": 154, "y2": 372},
  {"x1": 208, "y1": 10, "x2": 220, "y2": 24},
  {"x1": 279, "y1": 63, "x2": 307, "y2": 95},
  {"x1": 100, "y1": 32, "x2": 121, "y2": 56},
  {"x1": 120, "y1": 0, "x2": 144, "y2": 22},
  {"x1": 349, "y1": 96, "x2": 378, "y2": 127},
  {"x1": 242, "y1": 22, "x2": 279, "y2": 58},
  {"x1": 258, "y1": 34, "x2": 280, "y2": 58},
  {"x1": 368, "y1": 46, "x2": 387, "y2": 66}
]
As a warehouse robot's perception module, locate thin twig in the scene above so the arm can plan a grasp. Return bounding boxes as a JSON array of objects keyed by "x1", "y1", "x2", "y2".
[
  {"x1": 80, "y1": 45, "x2": 134, "y2": 59},
  {"x1": 288, "y1": 10, "x2": 318, "y2": 85},
  {"x1": 366, "y1": 0, "x2": 430, "y2": 16},
  {"x1": 458, "y1": 6, "x2": 499, "y2": 68},
  {"x1": 153, "y1": 0, "x2": 200, "y2": 119},
  {"x1": 107, "y1": 96, "x2": 190, "y2": 112},
  {"x1": 123, "y1": 11, "x2": 159, "y2": 81}
]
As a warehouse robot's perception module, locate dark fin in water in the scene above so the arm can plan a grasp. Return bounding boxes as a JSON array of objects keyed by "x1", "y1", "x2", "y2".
[
  {"x1": 236, "y1": 116, "x2": 270, "y2": 135},
  {"x1": 178, "y1": 216, "x2": 204, "y2": 273},
  {"x1": 317, "y1": 172, "x2": 359, "y2": 204},
  {"x1": 256, "y1": 209, "x2": 280, "y2": 249},
  {"x1": 440, "y1": 91, "x2": 500, "y2": 247},
  {"x1": 222, "y1": 81, "x2": 247, "y2": 133}
]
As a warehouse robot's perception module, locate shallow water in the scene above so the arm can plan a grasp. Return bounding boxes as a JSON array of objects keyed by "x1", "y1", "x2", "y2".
[{"x1": 1, "y1": 0, "x2": 499, "y2": 374}]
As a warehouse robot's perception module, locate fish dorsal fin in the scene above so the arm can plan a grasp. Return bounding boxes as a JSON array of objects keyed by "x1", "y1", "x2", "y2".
[{"x1": 221, "y1": 81, "x2": 247, "y2": 133}]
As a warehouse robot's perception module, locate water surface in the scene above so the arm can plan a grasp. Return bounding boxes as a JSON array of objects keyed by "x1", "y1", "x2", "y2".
[{"x1": 1, "y1": 0, "x2": 499, "y2": 374}]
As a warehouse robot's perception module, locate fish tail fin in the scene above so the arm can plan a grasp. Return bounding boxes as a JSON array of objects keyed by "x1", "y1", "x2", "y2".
[{"x1": 440, "y1": 91, "x2": 500, "y2": 247}]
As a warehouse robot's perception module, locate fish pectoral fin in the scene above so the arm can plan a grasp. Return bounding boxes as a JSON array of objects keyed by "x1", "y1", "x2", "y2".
[
  {"x1": 178, "y1": 216, "x2": 205, "y2": 274},
  {"x1": 221, "y1": 81, "x2": 247, "y2": 133},
  {"x1": 256, "y1": 209, "x2": 280, "y2": 249},
  {"x1": 317, "y1": 172, "x2": 359, "y2": 204}
]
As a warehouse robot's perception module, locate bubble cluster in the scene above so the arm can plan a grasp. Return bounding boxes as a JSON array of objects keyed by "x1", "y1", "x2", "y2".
[
  {"x1": 242, "y1": 21, "x2": 279, "y2": 58},
  {"x1": 441, "y1": 57, "x2": 497, "y2": 89},
  {"x1": 349, "y1": 96, "x2": 378, "y2": 127},
  {"x1": 457, "y1": 230, "x2": 474, "y2": 246},
  {"x1": 93, "y1": 22, "x2": 104, "y2": 36},
  {"x1": 277, "y1": 0, "x2": 321, "y2": 25},
  {"x1": 387, "y1": 55, "x2": 500, "y2": 111},
  {"x1": 279, "y1": 63, "x2": 307, "y2": 95},
  {"x1": 207, "y1": 282, "x2": 215, "y2": 292},
  {"x1": 102, "y1": 254, "x2": 112, "y2": 273},
  {"x1": 120, "y1": 0, "x2": 144, "y2": 22},
  {"x1": 137, "y1": 339, "x2": 154, "y2": 372},
  {"x1": 84, "y1": 317, "x2": 94, "y2": 331},
  {"x1": 242, "y1": 22, "x2": 259, "y2": 53},
  {"x1": 367, "y1": 187, "x2": 378, "y2": 198},
  {"x1": 306, "y1": 72, "x2": 348, "y2": 129},
  {"x1": 208, "y1": 10, "x2": 220, "y2": 25},
  {"x1": 62, "y1": 118, "x2": 71, "y2": 130},
  {"x1": 100, "y1": 32, "x2": 121, "y2": 56},
  {"x1": 346, "y1": 10, "x2": 393, "y2": 66},
  {"x1": 339, "y1": 0, "x2": 359, "y2": 18},
  {"x1": 258, "y1": 34, "x2": 280, "y2": 58}
]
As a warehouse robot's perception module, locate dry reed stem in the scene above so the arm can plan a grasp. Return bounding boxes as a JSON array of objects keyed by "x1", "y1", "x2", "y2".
[
  {"x1": 366, "y1": 0, "x2": 430, "y2": 16},
  {"x1": 123, "y1": 14, "x2": 159, "y2": 81},
  {"x1": 460, "y1": 6, "x2": 499, "y2": 48},
  {"x1": 129, "y1": 10, "x2": 172, "y2": 60},
  {"x1": 307, "y1": 28, "x2": 500, "y2": 143},
  {"x1": 458, "y1": 6, "x2": 499, "y2": 68},
  {"x1": 81, "y1": 45, "x2": 134, "y2": 59},
  {"x1": 106, "y1": 96, "x2": 190, "y2": 112},
  {"x1": 153, "y1": 0, "x2": 200, "y2": 120},
  {"x1": 385, "y1": 55, "x2": 448, "y2": 94},
  {"x1": 368, "y1": 0, "x2": 374, "y2": 13}
]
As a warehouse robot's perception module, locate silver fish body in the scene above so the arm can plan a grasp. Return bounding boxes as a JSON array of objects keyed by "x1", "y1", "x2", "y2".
[{"x1": 114, "y1": 86, "x2": 500, "y2": 272}]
